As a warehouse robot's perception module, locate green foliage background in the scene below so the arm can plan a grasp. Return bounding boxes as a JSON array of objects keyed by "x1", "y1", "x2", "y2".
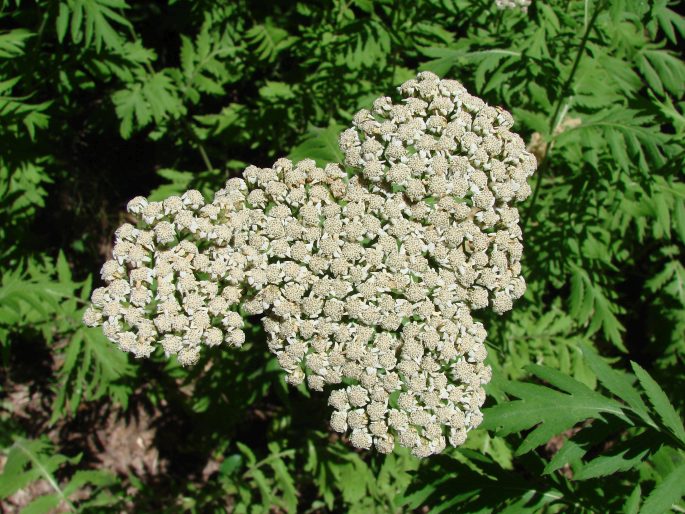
[{"x1": 0, "y1": 0, "x2": 684, "y2": 512}]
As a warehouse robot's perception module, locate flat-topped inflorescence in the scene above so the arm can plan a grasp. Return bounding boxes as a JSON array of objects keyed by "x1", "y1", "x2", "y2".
[
  {"x1": 84, "y1": 71, "x2": 536, "y2": 457},
  {"x1": 495, "y1": 0, "x2": 532, "y2": 11}
]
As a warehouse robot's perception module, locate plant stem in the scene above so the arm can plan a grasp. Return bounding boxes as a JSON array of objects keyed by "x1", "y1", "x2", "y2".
[
  {"x1": 522, "y1": 0, "x2": 605, "y2": 229},
  {"x1": 14, "y1": 439, "x2": 77, "y2": 512},
  {"x1": 197, "y1": 140, "x2": 215, "y2": 173}
]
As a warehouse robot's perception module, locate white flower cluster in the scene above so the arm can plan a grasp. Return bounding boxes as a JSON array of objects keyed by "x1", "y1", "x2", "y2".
[
  {"x1": 84, "y1": 72, "x2": 536, "y2": 457},
  {"x1": 495, "y1": 0, "x2": 532, "y2": 11},
  {"x1": 82, "y1": 181, "x2": 258, "y2": 366}
]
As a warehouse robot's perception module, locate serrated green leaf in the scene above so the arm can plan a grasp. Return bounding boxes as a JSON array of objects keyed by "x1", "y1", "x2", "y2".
[
  {"x1": 19, "y1": 494, "x2": 61, "y2": 514},
  {"x1": 640, "y1": 462, "x2": 685, "y2": 514},
  {"x1": 574, "y1": 433, "x2": 652, "y2": 480},
  {"x1": 543, "y1": 440, "x2": 585, "y2": 475},
  {"x1": 220, "y1": 454, "x2": 243, "y2": 476},
  {"x1": 631, "y1": 362, "x2": 685, "y2": 443},
  {"x1": 624, "y1": 484, "x2": 641, "y2": 514},
  {"x1": 56, "y1": 4, "x2": 70, "y2": 42},
  {"x1": 259, "y1": 81, "x2": 295, "y2": 100},
  {"x1": 289, "y1": 122, "x2": 344, "y2": 168},
  {"x1": 579, "y1": 344, "x2": 652, "y2": 424},
  {"x1": 58, "y1": 0, "x2": 131, "y2": 51},
  {"x1": 482, "y1": 365, "x2": 630, "y2": 455}
]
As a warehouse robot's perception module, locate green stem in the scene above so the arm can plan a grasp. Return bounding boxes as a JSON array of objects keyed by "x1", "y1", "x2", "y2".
[
  {"x1": 522, "y1": 0, "x2": 605, "y2": 229},
  {"x1": 197, "y1": 139, "x2": 215, "y2": 173},
  {"x1": 14, "y1": 439, "x2": 77, "y2": 512},
  {"x1": 242, "y1": 449, "x2": 295, "y2": 479},
  {"x1": 182, "y1": 120, "x2": 215, "y2": 173}
]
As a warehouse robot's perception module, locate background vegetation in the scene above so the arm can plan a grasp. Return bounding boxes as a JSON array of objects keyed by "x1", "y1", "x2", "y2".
[{"x1": 1, "y1": 0, "x2": 684, "y2": 512}]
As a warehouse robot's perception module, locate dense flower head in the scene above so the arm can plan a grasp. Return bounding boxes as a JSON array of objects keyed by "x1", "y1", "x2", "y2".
[
  {"x1": 495, "y1": 0, "x2": 532, "y2": 11},
  {"x1": 84, "y1": 72, "x2": 536, "y2": 457}
]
